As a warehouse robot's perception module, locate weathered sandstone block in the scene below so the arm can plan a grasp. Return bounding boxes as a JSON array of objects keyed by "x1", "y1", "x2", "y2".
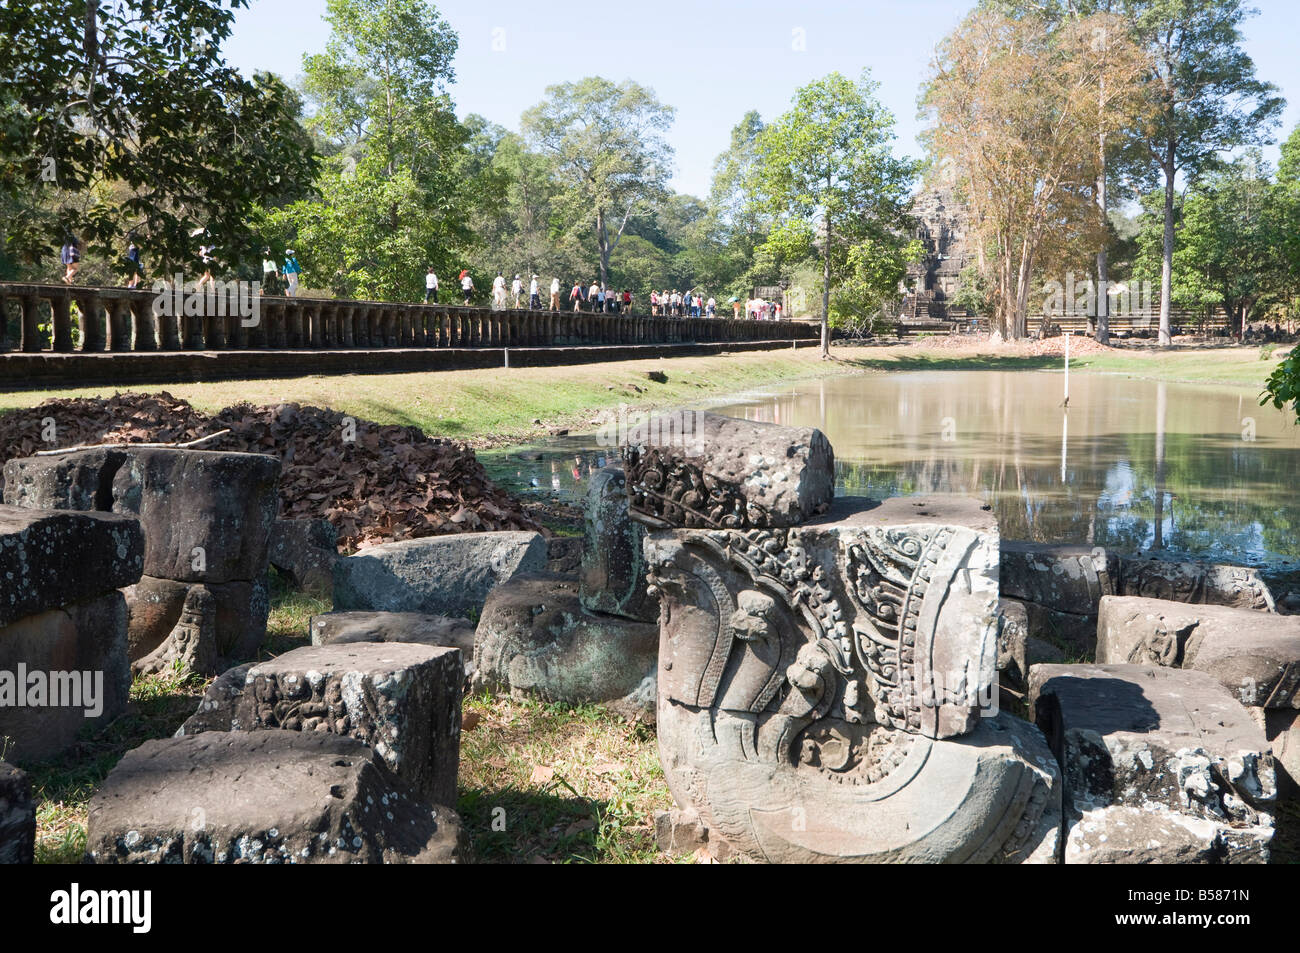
[
  {"x1": 333, "y1": 531, "x2": 548, "y2": 617},
  {"x1": 0, "y1": 505, "x2": 143, "y2": 625},
  {"x1": 624, "y1": 412, "x2": 833, "y2": 529},
  {"x1": 1096, "y1": 595, "x2": 1300, "y2": 707},
  {"x1": 87, "y1": 731, "x2": 459, "y2": 863},
  {"x1": 1029, "y1": 663, "x2": 1275, "y2": 863},
  {"x1": 646, "y1": 495, "x2": 1059, "y2": 863},
  {"x1": 580, "y1": 467, "x2": 656, "y2": 622},
  {"x1": 472, "y1": 572, "x2": 658, "y2": 712},
  {"x1": 178, "y1": 643, "x2": 462, "y2": 806},
  {"x1": 0, "y1": 591, "x2": 131, "y2": 762},
  {"x1": 0, "y1": 761, "x2": 35, "y2": 864}
]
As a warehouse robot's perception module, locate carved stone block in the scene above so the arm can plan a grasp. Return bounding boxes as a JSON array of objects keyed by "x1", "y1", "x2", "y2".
[
  {"x1": 645, "y1": 496, "x2": 1060, "y2": 863},
  {"x1": 624, "y1": 412, "x2": 833, "y2": 529}
]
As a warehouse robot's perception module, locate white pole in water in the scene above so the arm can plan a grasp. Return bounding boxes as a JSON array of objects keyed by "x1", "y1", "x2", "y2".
[{"x1": 1063, "y1": 332, "x2": 1071, "y2": 406}]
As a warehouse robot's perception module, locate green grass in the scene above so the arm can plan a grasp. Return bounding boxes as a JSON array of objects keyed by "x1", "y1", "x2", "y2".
[
  {"x1": 833, "y1": 343, "x2": 1292, "y2": 393},
  {"x1": 456, "y1": 693, "x2": 677, "y2": 864}
]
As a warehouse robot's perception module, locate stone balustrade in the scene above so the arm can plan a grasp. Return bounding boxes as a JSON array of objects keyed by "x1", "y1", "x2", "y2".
[{"x1": 0, "y1": 283, "x2": 815, "y2": 354}]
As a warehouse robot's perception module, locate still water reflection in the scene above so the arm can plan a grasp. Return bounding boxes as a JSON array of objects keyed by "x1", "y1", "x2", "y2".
[{"x1": 483, "y1": 370, "x2": 1300, "y2": 570}]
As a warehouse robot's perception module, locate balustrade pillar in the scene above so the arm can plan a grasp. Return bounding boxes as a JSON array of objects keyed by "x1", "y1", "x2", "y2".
[
  {"x1": 77, "y1": 294, "x2": 105, "y2": 352},
  {"x1": 51, "y1": 296, "x2": 74, "y2": 352}
]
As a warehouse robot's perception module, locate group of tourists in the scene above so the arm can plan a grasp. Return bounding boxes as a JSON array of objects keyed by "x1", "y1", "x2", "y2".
[{"x1": 650, "y1": 290, "x2": 718, "y2": 318}]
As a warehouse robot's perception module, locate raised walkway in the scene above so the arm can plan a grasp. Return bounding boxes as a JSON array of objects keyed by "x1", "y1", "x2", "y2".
[{"x1": 0, "y1": 282, "x2": 817, "y2": 387}]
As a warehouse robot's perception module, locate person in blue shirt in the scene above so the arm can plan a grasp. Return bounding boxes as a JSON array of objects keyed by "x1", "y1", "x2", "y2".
[{"x1": 283, "y1": 250, "x2": 302, "y2": 296}]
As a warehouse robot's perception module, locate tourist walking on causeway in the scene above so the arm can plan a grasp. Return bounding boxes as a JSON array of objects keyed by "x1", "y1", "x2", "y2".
[
  {"x1": 59, "y1": 236, "x2": 80, "y2": 284},
  {"x1": 529, "y1": 274, "x2": 540, "y2": 309},
  {"x1": 707, "y1": 295, "x2": 716, "y2": 318},
  {"x1": 549, "y1": 276, "x2": 561, "y2": 311},
  {"x1": 261, "y1": 248, "x2": 280, "y2": 295},
  {"x1": 590, "y1": 280, "x2": 601, "y2": 313},
  {"x1": 425, "y1": 267, "x2": 439, "y2": 303},
  {"x1": 512, "y1": 274, "x2": 523, "y2": 308},
  {"x1": 460, "y1": 269, "x2": 474, "y2": 305},
  {"x1": 493, "y1": 271, "x2": 507, "y2": 309},
  {"x1": 125, "y1": 237, "x2": 143, "y2": 289},
  {"x1": 196, "y1": 238, "x2": 216, "y2": 291},
  {"x1": 570, "y1": 280, "x2": 585, "y2": 312},
  {"x1": 283, "y1": 249, "x2": 301, "y2": 297}
]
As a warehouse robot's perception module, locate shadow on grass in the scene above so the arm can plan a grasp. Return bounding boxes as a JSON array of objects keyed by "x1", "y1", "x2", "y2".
[
  {"x1": 458, "y1": 785, "x2": 622, "y2": 864},
  {"x1": 23, "y1": 670, "x2": 209, "y2": 863},
  {"x1": 1273, "y1": 796, "x2": 1299, "y2": 865}
]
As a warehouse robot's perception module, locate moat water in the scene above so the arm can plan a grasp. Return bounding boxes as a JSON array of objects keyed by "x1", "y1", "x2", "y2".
[{"x1": 483, "y1": 369, "x2": 1300, "y2": 575}]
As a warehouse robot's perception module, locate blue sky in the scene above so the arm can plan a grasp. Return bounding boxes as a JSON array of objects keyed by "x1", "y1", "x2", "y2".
[{"x1": 223, "y1": 0, "x2": 1300, "y2": 198}]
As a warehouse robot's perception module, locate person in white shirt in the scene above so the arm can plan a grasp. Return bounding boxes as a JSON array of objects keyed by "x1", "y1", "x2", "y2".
[
  {"x1": 549, "y1": 276, "x2": 561, "y2": 311},
  {"x1": 589, "y1": 281, "x2": 601, "y2": 313},
  {"x1": 529, "y1": 275, "x2": 540, "y2": 309},
  {"x1": 460, "y1": 271, "x2": 474, "y2": 304},
  {"x1": 424, "y1": 267, "x2": 438, "y2": 303},
  {"x1": 492, "y1": 272, "x2": 507, "y2": 309},
  {"x1": 511, "y1": 274, "x2": 523, "y2": 308},
  {"x1": 707, "y1": 296, "x2": 717, "y2": 317}
]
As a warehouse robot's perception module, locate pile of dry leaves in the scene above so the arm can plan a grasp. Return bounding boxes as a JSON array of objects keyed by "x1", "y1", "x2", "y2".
[{"x1": 0, "y1": 393, "x2": 543, "y2": 551}]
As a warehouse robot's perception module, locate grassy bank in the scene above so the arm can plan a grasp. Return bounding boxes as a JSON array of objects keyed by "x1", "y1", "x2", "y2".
[
  {"x1": 833, "y1": 342, "x2": 1290, "y2": 393},
  {"x1": 0, "y1": 347, "x2": 845, "y2": 449}
]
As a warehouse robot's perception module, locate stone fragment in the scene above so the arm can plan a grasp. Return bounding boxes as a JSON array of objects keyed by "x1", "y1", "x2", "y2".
[
  {"x1": 1064, "y1": 805, "x2": 1272, "y2": 864},
  {"x1": 1096, "y1": 596, "x2": 1300, "y2": 706},
  {"x1": 997, "y1": 598, "x2": 1066, "y2": 691},
  {"x1": 1029, "y1": 663, "x2": 1276, "y2": 863},
  {"x1": 178, "y1": 643, "x2": 462, "y2": 806},
  {"x1": 126, "y1": 576, "x2": 269, "y2": 676},
  {"x1": 646, "y1": 495, "x2": 1060, "y2": 863},
  {"x1": 6, "y1": 447, "x2": 280, "y2": 584},
  {"x1": 333, "y1": 531, "x2": 548, "y2": 617},
  {"x1": 110, "y1": 448, "x2": 281, "y2": 584},
  {"x1": 579, "y1": 466, "x2": 656, "y2": 622},
  {"x1": 999, "y1": 541, "x2": 1116, "y2": 618},
  {"x1": 624, "y1": 412, "x2": 834, "y2": 528},
  {"x1": 472, "y1": 572, "x2": 659, "y2": 712},
  {"x1": 0, "y1": 591, "x2": 131, "y2": 762},
  {"x1": 654, "y1": 807, "x2": 709, "y2": 854},
  {"x1": 268, "y1": 518, "x2": 338, "y2": 594},
  {"x1": 544, "y1": 536, "x2": 583, "y2": 574},
  {"x1": 309, "y1": 610, "x2": 475, "y2": 662},
  {"x1": 1262, "y1": 708, "x2": 1299, "y2": 795},
  {"x1": 0, "y1": 761, "x2": 35, "y2": 864},
  {"x1": 1118, "y1": 556, "x2": 1275, "y2": 611},
  {"x1": 0, "y1": 505, "x2": 143, "y2": 625},
  {"x1": 87, "y1": 731, "x2": 459, "y2": 863}
]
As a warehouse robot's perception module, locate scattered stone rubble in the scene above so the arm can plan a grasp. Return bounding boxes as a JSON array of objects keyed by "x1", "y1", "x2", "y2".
[
  {"x1": 1, "y1": 396, "x2": 1295, "y2": 866},
  {"x1": 0, "y1": 506, "x2": 142, "y2": 762},
  {"x1": 5, "y1": 447, "x2": 280, "y2": 677}
]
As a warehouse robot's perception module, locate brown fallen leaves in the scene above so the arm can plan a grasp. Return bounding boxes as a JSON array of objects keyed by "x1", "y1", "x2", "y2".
[{"x1": 0, "y1": 392, "x2": 544, "y2": 552}]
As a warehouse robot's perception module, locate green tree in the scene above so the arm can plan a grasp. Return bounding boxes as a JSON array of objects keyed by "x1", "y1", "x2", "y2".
[
  {"x1": 1129, "y1": 0, "x2": 1283, "y2": 345},
  {"x1": 281, "y1": 0, "x2": 492, "y2": 299},
  {"x1": 750, "y1": 71, "x2": 918, "y2": 357},
  {"x1": 0, "y1": 0, "x2": 317, "y2": 277},
  {"x1": 522, "y1": 77, "x2": 675, "y2": 291}
]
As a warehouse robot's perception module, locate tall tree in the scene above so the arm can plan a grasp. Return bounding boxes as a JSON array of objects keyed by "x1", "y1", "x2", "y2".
[
  {"x1": 1129, "y1": 0, "x2": 1282, "y2": 344},
  {"x1": 750, "y1": 71, "x2": 918, "y2": 357},
  {"x1": 0, "y1": 0, "x2": 317, "y2": 276},
  {"x1": 922, "y1": 8, "x2": 1144, "y2": 339},
  {"x1": 282, "y1": 0, "x2": 492, "y2": 300},
  {"x1": 522, "y1": 77, "x2": 675, "y2": 291}
]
